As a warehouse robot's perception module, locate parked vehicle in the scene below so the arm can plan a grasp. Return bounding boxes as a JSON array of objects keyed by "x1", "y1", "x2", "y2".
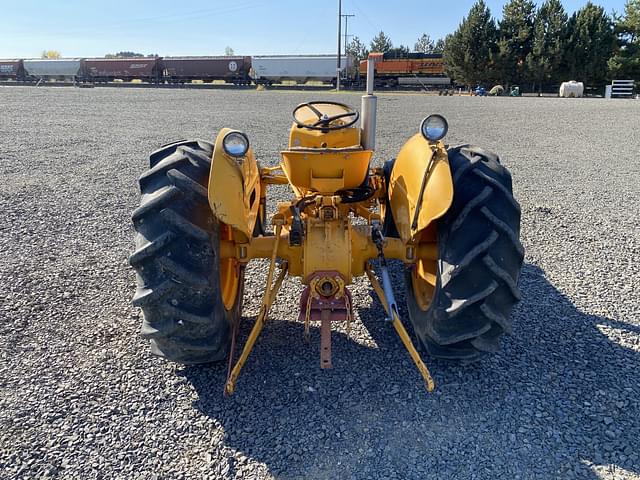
[
  {"x1": 129, "y1": 55, "x2": 523, "y2": 395},
  {"x1": 474, "y1": 85, "x2": 487, "y2": 96}
]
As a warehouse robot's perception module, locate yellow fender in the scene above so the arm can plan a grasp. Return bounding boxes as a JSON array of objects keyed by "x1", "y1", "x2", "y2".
[
  {"x1": 388, "y1": 134, "x2": 453, "y2": 243},
  {"x1": 208, "y1": 128, "x2": 261, "y2": 241}
]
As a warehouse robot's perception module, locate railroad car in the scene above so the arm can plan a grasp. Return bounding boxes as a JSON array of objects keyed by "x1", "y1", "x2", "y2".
[
  {"x1": 161, "y1": 56, "x2": 251, "y2": 84},
  {"x1": 84, "y1": 58, "x2": 160, "y2": 83},
  {"x1": 23, "y1": 58, "x2": 84, "y2": 82},
  {"x1": 359, "y1": 53, "x2": 451, "y2": 88},
  {"x1": 251, "y1": 55, "x2": 351, "y2": 85},
  {"x1": 0, "y1": 60, "x2": 24, "y2": 81}
]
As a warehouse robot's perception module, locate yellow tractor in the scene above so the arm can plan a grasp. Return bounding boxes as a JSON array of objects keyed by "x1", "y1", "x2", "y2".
[{"x1": 130, "y1": 57, "x2": 523, "y2": 394}]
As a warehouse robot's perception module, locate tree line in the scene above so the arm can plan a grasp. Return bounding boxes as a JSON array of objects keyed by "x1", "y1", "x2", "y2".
[{"x1": 347, "y1": 0, "x2": 640, "y2": 93}]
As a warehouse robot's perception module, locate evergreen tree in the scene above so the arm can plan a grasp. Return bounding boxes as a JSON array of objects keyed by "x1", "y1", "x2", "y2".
[
  {"x1": 527, "y1": 0, "x2": 568, "y2": 93},
  {"x1": 346, "y1": 36, "x2": 369, "y2": 77},
  {"x1": 565, "y1": 2, "x2": 616, "y2": 87},
  {"x1": 105, "y1": 51, "x2": 145, "y2": 58},
  {"x1": 433, "y1": 38, "x2": 446, "y2": 54},
  {"x1": 442, "y1": 0, "x2": 498, "y2": 86},
  {"x1": 608, "y1": 0, "x2": 640, "y2": 81},
  {"x1": 415, "y1": 34, "x2": 435, "y2": 53},
  {"x1": 369, "y1": 31, "x2": 393, "y2": 53},
  {"x1": 346, "y1": 36, "x2": 369, "y2": 63},
  {"x1": 387, "y1": 45, "x2": 411, "y2": 58},
  {"x1": 495, "y1": 0, "x2": 536, "y2": 86}
]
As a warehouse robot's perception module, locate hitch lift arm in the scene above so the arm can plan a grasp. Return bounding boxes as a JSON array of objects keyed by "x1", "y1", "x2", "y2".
[{"x1": 366, "y1": 224, "x2": 435, "y2": 392}]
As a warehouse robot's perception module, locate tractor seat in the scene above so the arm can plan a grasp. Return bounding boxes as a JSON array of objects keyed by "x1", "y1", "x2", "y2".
[{"x1": 281, "y1": 146, "x2": 372, "y2": 194}]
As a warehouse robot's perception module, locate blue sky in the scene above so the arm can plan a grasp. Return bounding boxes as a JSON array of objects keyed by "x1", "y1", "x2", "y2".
[{"x1": 0, "y1": 0, "x2": 628, "y2": 58}]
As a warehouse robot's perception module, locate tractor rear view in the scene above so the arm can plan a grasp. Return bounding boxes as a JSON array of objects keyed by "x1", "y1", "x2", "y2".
[{"x1": 130, "y1": 54, "x2": 523, "y2": 394}]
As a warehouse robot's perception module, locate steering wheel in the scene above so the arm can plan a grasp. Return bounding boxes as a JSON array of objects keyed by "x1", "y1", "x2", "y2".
[{"x1": 292, "y1": 101, "x2": 359, "y2": 131}]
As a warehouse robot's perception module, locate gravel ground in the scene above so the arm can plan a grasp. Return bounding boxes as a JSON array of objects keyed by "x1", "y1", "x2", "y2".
[{"x1": 1, "y1": 86, "x2": 639, "y2": 480}]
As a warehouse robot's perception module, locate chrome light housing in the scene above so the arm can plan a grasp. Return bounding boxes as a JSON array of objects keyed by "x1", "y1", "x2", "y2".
[
  {"x1": 420, "y1": 115, "x2": 448, "y2": 142},
  {"x1": 222, "y1": 131, "x2": 250, "y2": 157}
]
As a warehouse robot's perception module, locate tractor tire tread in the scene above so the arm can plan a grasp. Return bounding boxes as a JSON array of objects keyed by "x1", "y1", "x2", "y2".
[
  {"x1": 405, "y1": 144, "x2": 523, "y2": 360},
  {"x1": 130, "y1": 139, "x2": 241, "y2": 364}
]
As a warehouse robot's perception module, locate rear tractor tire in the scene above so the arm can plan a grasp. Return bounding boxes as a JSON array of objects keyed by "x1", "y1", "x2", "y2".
[
  {"x1": 405, "y1": 145, "x2": 524, "y2": 360},
  {"x1": 130, "y1": 140, "x2": 244, "y2": 364}
]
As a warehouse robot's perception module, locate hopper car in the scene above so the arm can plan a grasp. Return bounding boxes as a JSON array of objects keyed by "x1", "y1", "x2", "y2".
[
  {"x1": 0, "y1": 60, "x2": 24, "y2": 81},
  {"x1": 162, "y1": 56, "x2": 252, "y2": 84},
  {"x1": 251, "y1": 55, "x2": 351, "y2": 85},
  {"x1": 84, "y1": 58, "x2": 160, "y2": 83},
  {"x1": 23, "y1": 59, "x2": 85, "y2": 82}
]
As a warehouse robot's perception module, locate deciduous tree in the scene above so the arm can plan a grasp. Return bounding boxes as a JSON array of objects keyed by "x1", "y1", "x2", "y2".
[{"x1": 41, "y1": 50, "x2": 61, "y2": 59}]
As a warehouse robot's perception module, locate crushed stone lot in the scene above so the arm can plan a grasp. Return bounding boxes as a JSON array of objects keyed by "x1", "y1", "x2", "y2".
[{"x1": 1, "y1": 86, "x2": 639, "y2": 480}]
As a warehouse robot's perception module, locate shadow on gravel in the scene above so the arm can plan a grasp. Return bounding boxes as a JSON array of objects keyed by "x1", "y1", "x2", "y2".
[{"x1": 183, "y1": 263, "x2": 639, "y2": 479}]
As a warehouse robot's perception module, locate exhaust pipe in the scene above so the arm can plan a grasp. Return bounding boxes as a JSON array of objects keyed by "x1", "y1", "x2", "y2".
[{"x1": 361, "y1": 59, "x2": 377, "y2": 151}]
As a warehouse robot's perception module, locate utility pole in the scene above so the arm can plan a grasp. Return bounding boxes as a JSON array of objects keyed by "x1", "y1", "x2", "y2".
[
  {"x1": 337, "y1": 0, "x2": 342, "y2": 91},
  {"x1": 342, "y1": 13, "x2": 355, "y2": 87},
  {"x1": 342, "y1": 13, "x2": 355, "y2": 55}
]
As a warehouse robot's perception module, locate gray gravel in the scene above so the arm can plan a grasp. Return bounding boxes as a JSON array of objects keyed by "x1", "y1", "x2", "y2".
[{"x1": 1, "y1": 86, "x2": 639, "y2": 480}]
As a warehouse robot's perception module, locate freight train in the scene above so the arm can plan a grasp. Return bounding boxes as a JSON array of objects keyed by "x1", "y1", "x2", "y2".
[{"x1": 0, "y1": 53, "x2": 450, "y2": 88}]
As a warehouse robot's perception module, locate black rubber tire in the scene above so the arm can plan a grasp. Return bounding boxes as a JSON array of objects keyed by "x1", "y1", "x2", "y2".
[
  {"x1": 381, "y1": 159, "x2": 400, "y2": 239},
  {"x1": 130, "y1": 139, "x2": 243, "y2": 364},
  {"x1": 405, "y1": 145, "x2": 524, "y2": 360}
]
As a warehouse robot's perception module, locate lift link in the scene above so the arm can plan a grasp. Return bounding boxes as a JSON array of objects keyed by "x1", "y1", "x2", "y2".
[
  {"x1": 366, "y1": 223, "x2": 435, "y2": 392},
  {"x1": 225, "y1": 224, "x2": 287, "y2": 396}
]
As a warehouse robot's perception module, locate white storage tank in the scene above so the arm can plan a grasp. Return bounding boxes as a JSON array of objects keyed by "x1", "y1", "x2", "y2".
[
  {"x1": 559, "y1": 81, "x2": 584, "y2": 98},
  {"x1": 251, "y1": 55, "x2": 351, "y2": 84}
]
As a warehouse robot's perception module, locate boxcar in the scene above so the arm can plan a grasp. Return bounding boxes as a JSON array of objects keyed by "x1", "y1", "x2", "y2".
[
  {"x1": 161, "y1": 56, "x2": 251, "y2": 84},
  {"x1": 0, "y1": 59, "x2": 24, "y2": 80},
  {"x1": 23, "y1": 59, "x2": 84, "y2": 81},
  {"x1": 84, "y1": 58, "x2": 159, "y2": 83},
  {"x1": 251, "y1": 55, "x2": 351, "y2": 84}
]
